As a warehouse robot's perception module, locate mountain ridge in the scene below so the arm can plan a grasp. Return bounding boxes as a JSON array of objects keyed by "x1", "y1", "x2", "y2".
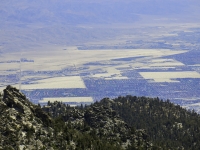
[
  {"x1": 0, "y1": 86, "x2": 154, "y2": 149},
  {"x1": 1, "y1": 86, "x2": 200, "y2": 149},
  {"x1": 1, "y1": 0, "x2": 200, "y2": 25}
]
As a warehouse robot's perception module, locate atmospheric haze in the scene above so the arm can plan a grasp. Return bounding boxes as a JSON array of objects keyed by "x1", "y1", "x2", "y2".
[{"x1": 0, "y1": 0, "x2": 200, "y2": 112}]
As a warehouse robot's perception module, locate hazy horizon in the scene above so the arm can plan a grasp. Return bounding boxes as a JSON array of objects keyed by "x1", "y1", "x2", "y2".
[
  {"x1": 1, "y1": 0, "x2": 200, "y2": 112},
  {"x1": 1, "y1": 0, "x2": 200, "y2": 53}
]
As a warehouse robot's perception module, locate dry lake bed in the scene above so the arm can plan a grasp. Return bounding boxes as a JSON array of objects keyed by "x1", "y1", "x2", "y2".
[
  {"x1": 0, "y1": 45, "x2": 200, "y2": 112},
  {"x1": 0, "y1": 24, "x2": 200, "y2": 112}
]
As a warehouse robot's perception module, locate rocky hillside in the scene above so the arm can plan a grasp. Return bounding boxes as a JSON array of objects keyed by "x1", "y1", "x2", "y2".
[
  {"x1": 43, "y1": 99, "x2": 154, "y2": 149},
  {"x1": 111, "y1": 96, "x2": 200, "y2": 149},
  {"x1": 0, "y1": 86, "x2": 154, "y2": 149},
  {"x1": 43, "y1": 96, "x2": 200, "y2": 149},
  {"x1": 0, "y1": 86, "x2": 52, "y2": 149},
  {"x1": 1, "y1": 86, "x2": 200, "y2": 149}
]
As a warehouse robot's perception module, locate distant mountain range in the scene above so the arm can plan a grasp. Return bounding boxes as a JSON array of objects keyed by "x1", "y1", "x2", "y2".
[
  {"x1": 1, "y1": 0, "x2": 200, "y2": 53},
  {"x1": 1, "y1": 0, "x2": 200, "y2": 25}
]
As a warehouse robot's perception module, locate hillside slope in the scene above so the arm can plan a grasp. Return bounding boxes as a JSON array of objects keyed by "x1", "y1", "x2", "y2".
[
  {"x1": 0, "y1": 86, "x2": 153, "y2": 149},
  {"x1": 111, "y1": 96, "x2": 200, "y2": 149},
  {"x1": 44, "y1": 96, "x2": 200, "y2": 149},
  {"x1": 1, "y1": 86, "x2": 200, "y2": 149},
  {"x1": 0, "y1": 86, "x2": 123, "y2": 149}
]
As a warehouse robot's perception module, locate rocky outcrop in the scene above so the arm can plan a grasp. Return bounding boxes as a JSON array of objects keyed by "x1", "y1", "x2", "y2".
[
  {"x1": 0, "y1": 86, "x2": 54, "y2": 149},
  {"x1": 0, "y1": 86, "x2": 155, "y2": 149},
  {"x1": 0, "y1": 86, "x2": 123, "y2": 150},
  {"x1": 2, "y1": 85, "x2": 52, "y2": 126}
]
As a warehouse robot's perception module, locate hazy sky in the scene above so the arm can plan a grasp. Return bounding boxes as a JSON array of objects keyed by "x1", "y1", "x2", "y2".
[
  {"x1": 1, "y1": 0, "x2": 200, "y2": 52},
  {"x1": 1, "y1": 0, "x2": 200, "y2": 25}
]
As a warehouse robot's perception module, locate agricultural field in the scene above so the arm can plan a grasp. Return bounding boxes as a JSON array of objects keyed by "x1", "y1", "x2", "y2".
[
  {"x1": 20, "y1": 76, "x2": 86, "y2": 90},
  {"x1": 139, "y1": 71, "x2": 200, "y2": 82},
  {"x1": 0, "y1": 24, "x2": 200, "y2": 111}
]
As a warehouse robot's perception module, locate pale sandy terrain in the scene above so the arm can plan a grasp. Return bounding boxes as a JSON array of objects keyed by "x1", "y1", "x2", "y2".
[
  {"x1": 0, "y1": 63, "x2": 20, "y2": 71},
  {"x1": 1, "y1": 47, "x2": 199, "y2": 106},
  {"x1": 126, "y1": 57, "x2": 184, "y2": 69},
  {"x1": 0, "y1": 76, "x2": 86, "y2": 91},
  {"x1": 0, "y1": 48, "x2": 187, "y2": 86},
  {"x1": 105, "y1": 76, "x2": 128, "y2": 80},
  {"x1": 21, "y1": 75, "x2": 51, "y2": 81},
  {"x1": 1, "y1": 47, "x2": 186, "y2": 72},
  {"x1": 92, "y1": 67, "x2": 121, "y2": 78},
  {"x1": 39, "y1": 97, "x2": 93, "y2": 103},
  {"x1": 139, "y1": 71, "x2": 200, "y2": 82},
  {"x1": 149, "y1": 59, "x2": 184, "y2": 67},
  {"x1": 20, "y1": 76, "x2": 86, "y2": 90}
]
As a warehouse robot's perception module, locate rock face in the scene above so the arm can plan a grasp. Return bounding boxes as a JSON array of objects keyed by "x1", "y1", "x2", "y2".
[
  {"x1": 0, "y1": 86, "x2": 154, "y2": 149},
  {"x1": 2, "y1": 86, "x2": 200, "y2": 149},
  {"x1": 0, "y1": 86, "x2": 53, "y2": 149}
]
